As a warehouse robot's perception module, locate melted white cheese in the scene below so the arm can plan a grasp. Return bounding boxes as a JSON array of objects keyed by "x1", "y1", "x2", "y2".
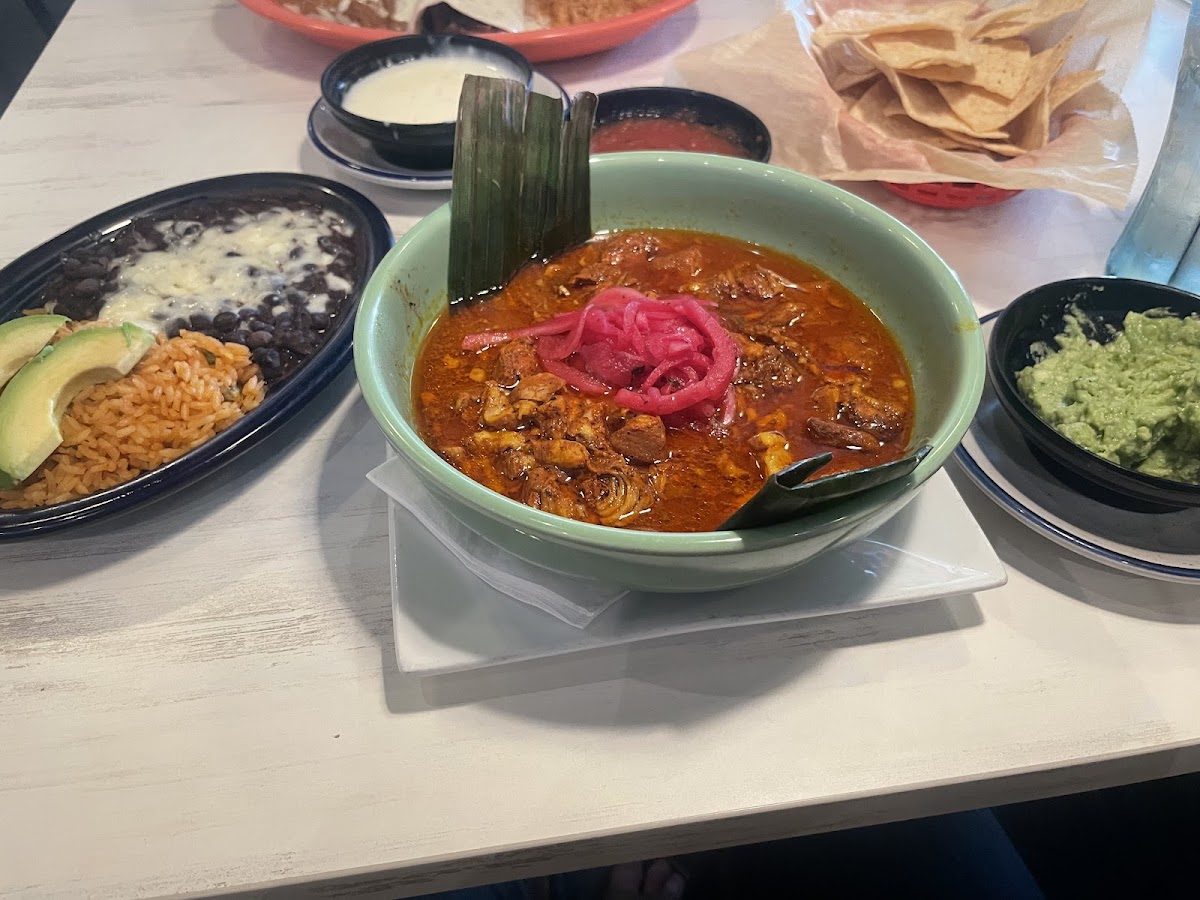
[
  {"x1": 98, "y1": 207, "x2": 354, "y2": 332},
  {"x1": 341, "y1": 56, "x2": 520, "y2": 125}
]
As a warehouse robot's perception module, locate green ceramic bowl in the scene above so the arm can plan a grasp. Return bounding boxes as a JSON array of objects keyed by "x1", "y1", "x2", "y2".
[{"x1": 355, "y1": 152, "x2": 983, "y2": 592}]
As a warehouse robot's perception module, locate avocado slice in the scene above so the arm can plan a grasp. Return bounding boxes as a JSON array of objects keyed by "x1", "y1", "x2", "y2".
[
  {"x1": 0, "y1": 323, "x2": 155, "y2": 488},
  {"x1": 0, "y1": 314, "x2": 69, "y2": 390}
]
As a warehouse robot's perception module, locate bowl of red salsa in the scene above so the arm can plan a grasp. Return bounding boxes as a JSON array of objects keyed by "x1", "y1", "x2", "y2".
[{"x1": 591, "y1": 87, "x2": 771, "y2": 162}]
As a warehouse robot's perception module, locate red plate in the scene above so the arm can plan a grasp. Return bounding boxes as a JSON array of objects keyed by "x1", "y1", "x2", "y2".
[{"x1": 238, "y1": 0, "x2": 699, "y2": 63}]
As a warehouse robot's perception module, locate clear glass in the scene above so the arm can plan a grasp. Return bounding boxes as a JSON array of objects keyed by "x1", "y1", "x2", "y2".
[{"x1": 1106, "y1": 2, "x2": 1200, "y2": 285}]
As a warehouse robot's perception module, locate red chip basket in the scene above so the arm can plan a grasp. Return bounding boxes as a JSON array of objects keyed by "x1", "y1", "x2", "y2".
[{"x1": 880, "y1": 181, "x2": 1023, "y2": 209}]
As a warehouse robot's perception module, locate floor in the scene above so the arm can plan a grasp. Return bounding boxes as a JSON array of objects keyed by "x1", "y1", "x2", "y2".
[{"x1": 0, "y1": 0, "x2": 73, "y2": 117}]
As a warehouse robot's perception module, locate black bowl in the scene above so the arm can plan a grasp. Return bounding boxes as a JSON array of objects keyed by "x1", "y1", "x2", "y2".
[
  {"x1": 988, "y1": 276, "x2": 1200, "y2": 511},
  {"x1": 320, "y1": 34, "x2": 534, "y2": 171},
  {"x1": 593, "y1": 87, "x2": 772, "y2": 163}
]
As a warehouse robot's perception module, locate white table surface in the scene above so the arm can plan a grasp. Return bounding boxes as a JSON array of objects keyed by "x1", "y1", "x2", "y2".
[{"x1": 2, "y1": 1, "x2": 1199, "y2": 898}]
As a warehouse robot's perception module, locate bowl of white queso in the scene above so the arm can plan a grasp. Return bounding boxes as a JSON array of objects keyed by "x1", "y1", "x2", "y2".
[{"x1": 320, "y1": 35, "x2": 534, "y2": 171}]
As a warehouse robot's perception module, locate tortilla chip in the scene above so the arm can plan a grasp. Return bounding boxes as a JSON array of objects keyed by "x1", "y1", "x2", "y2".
[
  {"x1": 868, "y1": 30, "x2": 968, "y2": 71},
  {"x1": 849, "y1": 80, "x2": 972, "y2": 150},
  {"x1": 911, "y1": 38, "x2": 1033, "y2": 100},
  {"x1": 882, "y1": 91, "x2": 909, "y2": 117},
  {"x1": 932, "y1": 81, "x2": 1051, "y2": 157},
  {"x1": 938, "y1": 132, "x2": 1026, "y2": 157},
  {"x1": 1006, "y1": 83, "x2": 1052, "y2": 150},
  {"x1": 970, "y1": 0, "x2": 1087, "y2": 41},
  {"x1": 936, "y1": 36, "x2": 1071, "y2": 132},
  {"x1": 1049, "y1": 68, "x2": 1103, "y2": 110},
  {"x1": 812, "y1": 2, "x2": 977, "y2": 49},
  {"x1": 884, "y1": 67, "x2": 1009, "y2": 138}
]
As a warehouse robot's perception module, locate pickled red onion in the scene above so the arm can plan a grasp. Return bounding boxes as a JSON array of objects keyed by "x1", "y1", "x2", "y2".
[{"x1": 461, "y1": 287, "x2": 740, "y2": 420}]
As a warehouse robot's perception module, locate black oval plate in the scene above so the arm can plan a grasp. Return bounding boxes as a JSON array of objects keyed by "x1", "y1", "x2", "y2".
[{"x1": 0, "y1": 173, "x2": 392, "y2": 539}]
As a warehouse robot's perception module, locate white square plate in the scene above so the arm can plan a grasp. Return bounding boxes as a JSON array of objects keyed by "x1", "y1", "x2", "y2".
[{"x1": 390, "y1": 469, "x2": 1006, "y2": 674}]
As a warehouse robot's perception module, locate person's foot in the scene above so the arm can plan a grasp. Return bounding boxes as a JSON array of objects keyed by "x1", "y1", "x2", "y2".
[{"x1": 603, "y1": 860, "x2": 686, "y2": 899}]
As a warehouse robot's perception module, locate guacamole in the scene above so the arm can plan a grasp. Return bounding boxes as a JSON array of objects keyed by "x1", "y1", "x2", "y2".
[{"x1": 1017, "y1": 311, "x2": 1200, "y2": 484}]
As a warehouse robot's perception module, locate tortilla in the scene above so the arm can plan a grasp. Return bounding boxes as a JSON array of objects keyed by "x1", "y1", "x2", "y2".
[
  {"x1": 812, "y1": 2, "x2": 977, "y2": 49},
  {"x1": 867, "y1": 30, "x2": 967, "y2": 71},
  {"x1": 813, "y1": 0, "x2": 1106, "y2": 162},
  {"x1": 970, "y1": 0, "x2": 1087, "y2": 41},
  {"x1": 1050, "y1": 68, "x2": 1103, "y2": 109},
  {"x1": 940, "y1": 83, "x2": 1052, "y2": 157},
  {"x1": 935, "y1": 37, "x2": 1071, "y2": 132},
  {"x1": 849, "y1": 79, "x2": 971, "y2": 150},
  {"x1": 882, "y1": 63, "x2": 1011, "y2": 139},
  {"x1": 910, "y1": 38, "x2": 1033, "y2": 100}
]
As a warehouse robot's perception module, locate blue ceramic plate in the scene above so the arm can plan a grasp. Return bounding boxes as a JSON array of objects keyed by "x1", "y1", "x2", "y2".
[{"x1": 0, "y1": 173, "x2": 392, "y2": 539}]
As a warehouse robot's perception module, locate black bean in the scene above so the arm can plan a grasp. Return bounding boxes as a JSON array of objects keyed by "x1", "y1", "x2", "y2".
[
  {"x1": 279, "y1": 331, "x2": 311, "y2": 354},
  {"x1": 238, "y1": 306, "x2": 258, "y2": 320},
  {"x1": 253, "y1": 307, "x2": 274, "y2": 324},
  {"x1": 251, "y1": 347, "x2": 280, "y2": 370},
  {"x1": 246, "y1": 265, "x2": 262, "y2": 277},
  {"x1": 73, "y1": 278, "x2": 101, "y2": 297},
  {"x1": 78, "y1": 261, "x2": 107, "y2": 279},
  {"x1": 261, "y1": 292, "x2": 281, "y2": 307},
  {"x1": 310, "y1": 312, "x2": 330, "y2": 330},
  {"x1": 275, "y1": 311, "x2": 294, "y2": 329},
  {"x1": 247, "y1": 319, "x2": 272, "y2": 333},
  {"x1": 189, "y1": 313, "x2": 212, "y2": 331},
  {"x1": 296, "y1": 274, "x2": 328, "y2": 294},
  {"x1": 294, "y1": 311, "x2": 312, "y2": 329},
  {"x1": 317, "y1": 235, "x2": 339, "y2": 254},
  {"x1": 225, "y1": 250, "x2": 242, "y2": 257},
  {"x1": 61, "y1": 256, "x2": 83, "y2": 276},
  {"x1": 286, "y1": 290, "x2": 306, "y2": 307},
  {"x1": 247, "y1": 330, "x2": 273, "y2": 349},
  {"x1": 288, "y1": 246, "x2": 303, "y2": 259},
  {"x1": 165, "y1": 318, "x2": 187, "y2": 338},
  {"x1": 327, "y1": 289, "x2": 347, "y2": 304},
  {"x1": 222, "y1": 331, "x2": 247, "y2": 346},
  {"x1": 213, "y1": 311, "x2": 238, "y2": 331}
]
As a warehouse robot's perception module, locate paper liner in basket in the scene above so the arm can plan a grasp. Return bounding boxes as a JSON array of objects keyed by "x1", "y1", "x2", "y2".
[{"x1": 668, "y1": 0, "x2": 1152, "y2": 207}]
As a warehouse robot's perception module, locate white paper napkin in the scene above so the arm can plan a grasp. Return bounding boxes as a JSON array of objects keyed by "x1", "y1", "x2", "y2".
[{"x1": 367, "y1": 455, "x2": 628, "y2": 628}]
